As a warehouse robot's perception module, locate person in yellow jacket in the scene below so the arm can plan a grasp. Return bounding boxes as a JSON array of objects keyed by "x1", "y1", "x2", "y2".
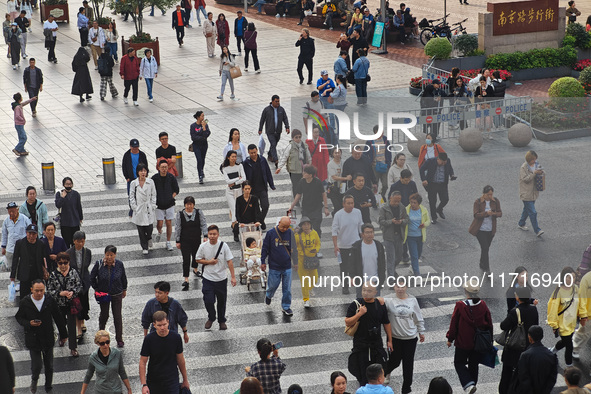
[
  {"x1": 572, "y1": 270, "x2": 591, "y2": 359},
  {"x1": 547, "y1": 266, "x2": 587, "y2": 367},
  {"x1": 403, "y1": 193, "x2": 430, "y2": 275},
  {"x1": 295, "y1": 216, "x2": 319, "y2": 308}
]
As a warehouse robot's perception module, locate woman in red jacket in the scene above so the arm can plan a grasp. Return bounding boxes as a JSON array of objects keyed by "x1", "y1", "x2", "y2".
[
  {"x1": 417, "y1": 133, "x2": 445, "y2": 170},
  {"x1": 305, "y1": 127, "x2": 329, "y2": 183},
  {"x1": 216, "y1": 13, "x2": 230, "y2": 49},
  {"x1": 446, "y1": 283, "x2": 493, "y2": 394}
]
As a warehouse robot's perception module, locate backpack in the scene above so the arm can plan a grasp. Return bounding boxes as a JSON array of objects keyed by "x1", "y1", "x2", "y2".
[
  {"x1": 97, "y1": 57, "x2": 108, "y2": 76},
  {"x1": 576, "y1": 244, "x2": 591, "y2": 285}
]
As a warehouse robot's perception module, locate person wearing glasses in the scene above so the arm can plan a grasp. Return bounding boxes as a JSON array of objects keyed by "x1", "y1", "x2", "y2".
[{"x1": 81, "y1": 330, "x2": 132, "y2": 394}]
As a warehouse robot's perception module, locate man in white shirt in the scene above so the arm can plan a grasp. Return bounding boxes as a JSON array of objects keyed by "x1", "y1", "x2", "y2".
[
  {"x1": 332, "y1": 194, "x2": 363, "y2": 294},
  {"x1": 351, "y1": 223, "x2": 386, "y2": 297},
  {"x1": 88, "y1": 20, "x2": 105, "y2": 70},
  {"x1": 42, "y1": 15, "x2": 58, "y2": 63},
  {"x1": 196, "y1": 225, "x2": 236, "y2": 330}
]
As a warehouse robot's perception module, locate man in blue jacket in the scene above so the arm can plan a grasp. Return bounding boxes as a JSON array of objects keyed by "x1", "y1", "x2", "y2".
[
  {"x1": 141, "y1": 281, "x2": 189, "y2": 342},
  {"x1": 243, "y1": 144, "x2": 276, "y2": 230},
  {"x1": 419, "y1": 152, "x2": 456, "y2": 224},
  {"x1": 261, "y1": 216, "x2": 296, "y2": 316}
]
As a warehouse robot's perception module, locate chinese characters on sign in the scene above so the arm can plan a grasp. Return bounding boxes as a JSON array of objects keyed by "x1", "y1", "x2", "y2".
[{"x1": 487, "y1": 0, "x2": 559, "y2": 36}]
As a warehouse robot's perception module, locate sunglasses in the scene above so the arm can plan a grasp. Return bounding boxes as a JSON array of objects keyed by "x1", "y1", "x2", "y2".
[
  {"x1": 57, "y1": 261, "x2": 69, "y2": 266},
  {"x1": 98, "y1": 340, "x2": 110, "y2": 346}
]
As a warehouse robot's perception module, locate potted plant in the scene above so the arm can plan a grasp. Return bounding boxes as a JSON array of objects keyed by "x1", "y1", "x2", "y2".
[
  {"x1": 409, "y1": 76, "x2": 423, "y2": 96},
  {"x1": 109, "y1": 0, "x2": 176, "y2": 64},
  {"x1": 40, "y1": 0, "x2": 69, "y2": 22}
]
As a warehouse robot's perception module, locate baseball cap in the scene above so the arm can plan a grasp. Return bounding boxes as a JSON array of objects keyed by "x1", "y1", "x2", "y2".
[
  {"x1": 320, "y1": 70, "x2": 328, "y2": 76},
  {"x1": 6, "y1": 202, "x2": 17, "y2": 209},
  {"x1": 130, "y1": 139, "x2": 140, "y2": 148},
  {"x1": 432, "y1": 79, "x2": 441, "y2": 85},
  {"x1": 26, "y1": 224, "x2": 38, "y2": 233}
]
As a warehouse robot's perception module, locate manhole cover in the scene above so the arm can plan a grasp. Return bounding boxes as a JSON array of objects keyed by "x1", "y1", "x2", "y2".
[{"x1": 427, "y1": 239, "x2": 459, "y2": 251}]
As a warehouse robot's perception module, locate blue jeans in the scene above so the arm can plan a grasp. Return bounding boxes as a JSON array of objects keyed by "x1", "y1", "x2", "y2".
[
  {"x1": 220, "y1": 70, "x2": 234, "y2": 95},
  {"x1": 107, "y1": 42, "x2": 118, "y2": 61},
  {"x1": 518, "y1": 200, "x2": 540, "y2": 233},
  {"x1": 193, "y1": 142, "x2": 207, "y2": 179},
  {"x1": 266, "y1": 268, "x2": 292, "y2": 310},
  {"x1": 15, "y1": 124, "x2": 27, "y2": 152},
  {"x1": 195, "y1": 6, "x2": 207, "y2": 23},
  {"x1": 149, "y1": 5, "x2": 165, "y2": 15},
  {"x1": 355, "y1": 78, "x2": 367, "y2": 104},
  {"x1": 145, "y1": 78, "x2": 154, "y2": 99},
  {"x1": 406, "y1": 236, "x2": 423, "y2": 275},
  {"x1": 254, "y1": 0, "x2": 266, "y2": 12}
]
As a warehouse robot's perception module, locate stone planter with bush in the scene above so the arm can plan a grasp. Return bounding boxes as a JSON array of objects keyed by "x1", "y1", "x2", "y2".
[{"x1": 40, "y1": 0, "x2": 69, "y2": 22}]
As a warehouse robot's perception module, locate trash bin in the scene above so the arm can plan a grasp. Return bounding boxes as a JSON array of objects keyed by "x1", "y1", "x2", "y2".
[
  {"x1": 102, "y1": 157, "x2": 116, "y2": 185},
  {"x1": 41, "y1": 162, "x2": 55, "y2": 193},
  {"x1": 176, "y1": 152, "x2": 183, "y2": 178}
]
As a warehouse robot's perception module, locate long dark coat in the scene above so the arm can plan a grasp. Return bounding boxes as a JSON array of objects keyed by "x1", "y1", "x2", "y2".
[{"x1": 71, "y1": 48, "x2": 93, "y2": 95}]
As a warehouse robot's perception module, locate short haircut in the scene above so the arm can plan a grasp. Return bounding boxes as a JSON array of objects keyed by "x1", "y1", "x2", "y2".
[
  {"x1": 525, "y1": 150, "x2": 538, "y2": 162},
  {"x1": 153, "y1": 310, "x2": 167, "y2": 323},
  {"x1": 438, "y1": 152, "x2": 448, "y2": 161},
  {"x1": 248, "y1": 144, "x2": 258, "y2": 151},
  {"x1": 389, "y1": 190, "x2": 401, "y2": 198},
  {"x1": 400, "y1": 169, "x2": 412, "y2": 179},
  {"x1": 29, "y1": 58, "x2": 35, "y2": 62},
  {"x1": 342, "y1": 194, "x2": 354, "y2": 203},
  {"x1": 340, "y1": 50, "x2": 348, "y2": 56},
  {"x1": 492, "y1": 70, "x2": 500, "y2": 79},
  {"x1": 365, "y1": 363, "x2": 383, "y2": 383},
  {"x1": 246, "y1": 237, "x2": 256, "y2": 246},
  {"x1": 361, "y1": 223, "x2": 374, "y2": 233},
  {"x1": 409, "y1": 193, "x2": 422, "y2": 204},
  {"x1": 568, "y1": 0, "x2": 574, "y2": 5},
  {"x1": 136, "y1": 162, "x2": 148, "y2": 175},
  {"x1": 184, "y1": 196, "x2": 196, "y2": 206},
  {"x1": 31, "y1": 279, "x2": 45, "y2": 287},
  {"x1": 26, "y1": 186, "x2": 36, "y2": 196},
  {"x1": 303, "y1": 165, "x2": 317, "y2": 176},
  {"x1": 208, "y1": 224, "x2": 219, "y2": 233},
  {"x1": 56, "y1": 252, "x2": 70, "y2": 263},
  {"x1": 353, "y1": 173, "x2": 365, "y2": 180},
  {"x1": 564, "y1": 366, "x2": 582, "y2": 386},
  {"x1": 94, "y1": 330, "x2": 110, "y2": 344},
  {"x1": 528, "y1": 325, "x2": 543, "y2": 342},
  {"x1": 154, "y1": 281, "x2": 171, "y2": 292},
  {"x1": 311, "y1": 90, "x2": 319, "y2": 97},
  {"x1": 62, "y1": 177, "x2": 73, "y2": 186},
  {"x1": 43, "y1": 221, "x2": 56, "y2": 231},
  {"x1": 271, "y1": 94, "x2": 280, "y2": 101},
  {"x1": 291, "y1": 129, "x2": 302, "y2": 138},
  {"x1": 158, "y1": 159, "x2": 168, "y2": 167},
  {"x1": 483, "y1": 185, "x2": 494, "y2": 194},
  {"x1": 73, "y1": 231, "x2": 86, "y2": 241},
  {"x1": 104, "y1": 245, "x2": 117, "y2": 254},
  {"x1": 159, "y1": 132, "x2": 168, "y2": 139}
]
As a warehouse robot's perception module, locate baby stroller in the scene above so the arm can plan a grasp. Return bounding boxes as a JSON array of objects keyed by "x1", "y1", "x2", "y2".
[{"x1": 239, "y1": 224, "x2": 267, "y2": 291}]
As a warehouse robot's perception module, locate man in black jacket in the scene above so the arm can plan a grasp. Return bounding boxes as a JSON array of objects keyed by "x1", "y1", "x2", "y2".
[
  {"x1": 295, "y1": 28, "x2": 315, "y2": 85},
  {"x1": 0, "y1": 345, "x2": 15, "y2": 394},
  {"x1": 152, "y1": 160, "x2": 180, "y2": 251},
  {"x1": 342, "y1": 148, "x2": 377, "y2": 189},
  {"x1": 23, "y1": 58, "x2": 42, "y2": 117},
  {"x1": 172, "y1": 4, "x2": 188, "y2": 47},
  {"x1": 243, "y1": 145, "x2": 276, "y2": 230},
  {"x1": 419, "y1": 152, "x2": 456, "y2": 224},
  {"x1": 350, "y1": 224, "x2": 386, "y2": 297},
  {"x1": 517, "y1": 325, "x2": 558, "y2": 394},
  {"x1": 420, "y1": 79, "x2": 447, "y2": 141},
  {"x1": 122, "y1": 138, "x2": 148, "y2": 217},
  {"x1": 10, "y1": 224, "x2": 48, "y2": 299},
  {"x1": 257, "y1": 95, "x2": 290, "y2": 166},
  {"x1": 15, "y1": 279, "x2": 67, "y2": 394},
  {"x1": 234, "y1": 11, "x2": 248, "y2": 55},
  {"x1": 491, "y1": 70, "x2": 507, "y2": 130},
  {"x1": 350, "y1": 28, "x2": 368, "y2": 65}
]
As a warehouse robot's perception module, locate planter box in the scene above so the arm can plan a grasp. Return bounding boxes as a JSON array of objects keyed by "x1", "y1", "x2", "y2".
[
  {"x1": 432, "y1": 55, "x2": 486, "y2": 71},
  {"x1": 121, "y1": 36, "x2": 160, "y2": 65},
  {"x1": 533, "y1": 127, "x2": 591, "y2": 141},
  {"x1": 511, "y1": 66, "x2": 571, "y2": 81},
  {"x1": 572, "y1": 70, "x2": 581, "y2": 78},
  {"x1": 40, "y1": 3, "x2": 69, "y2": 22},
  {"x1": 409, "y1": 86, "x2": 421, "y2": 96}
]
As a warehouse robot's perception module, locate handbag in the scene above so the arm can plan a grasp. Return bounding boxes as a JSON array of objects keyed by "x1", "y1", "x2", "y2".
[
  {"x1": 465, "y1": 301, "x2": 493, "y2": 353},
  {"x1": 535, "y1": 173, "x2": 545, "y2": 191},
  {"x1": 229, "y1": 65, "x2": 242, "y2": 79},
  {"x1": 70, "y1": 297, "x2": 82, "y2": 315},
  {"x1": 479, "y1": 345, "x2": 499, "y2": 369},
  {"x1": 344, "y1": 299, "x2": 362, "y2": 336},
  {"x1": 496, "y1": 308, "x2": 527, "y2": 351},
  {"x1": 298, "y1": 233, "x2": 320, "y2": 270},
  {"x1": 304, "y1": 9, "x2": 312, "y2": 16}
]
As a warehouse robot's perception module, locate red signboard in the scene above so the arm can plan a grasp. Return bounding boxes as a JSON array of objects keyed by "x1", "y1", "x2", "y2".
[
  {"x1": 487, "y1": 0, "x2": 559, "y2": 36},
  {"x1": 426, "y1": 116, "x2": 433, "y2": 124},
  {"x1": 496, "y1": 107, "x2": 502, "y2": 115}
]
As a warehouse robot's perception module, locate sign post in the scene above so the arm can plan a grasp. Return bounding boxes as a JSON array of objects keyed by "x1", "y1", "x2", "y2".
[{"x1": 371, "y1": 0, "x2": 388, "y2": 54}]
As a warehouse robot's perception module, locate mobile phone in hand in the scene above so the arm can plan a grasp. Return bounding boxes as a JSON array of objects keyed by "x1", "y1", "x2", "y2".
[{"x1": 272, "y1": 341, "x2": 283, "y2": 350}]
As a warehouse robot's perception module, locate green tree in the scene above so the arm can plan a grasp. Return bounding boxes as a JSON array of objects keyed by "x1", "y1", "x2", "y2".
[{"x1": 109, "y1": 0, "x2": 177, "y2": 41}]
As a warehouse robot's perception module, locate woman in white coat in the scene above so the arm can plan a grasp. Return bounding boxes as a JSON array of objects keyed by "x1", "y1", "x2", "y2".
[
  {"x1": 129, "y1": 163, "x2": 157, "y2": 255},
  {"x1": 222, "y1": 128, "x2": 248, "y2": 164},
  {"x1": 139, "y1": 49, "x2": 158, "y2": 103},
  {"x1": 221, "y1": 150, "x2": 246, "y2": 242}
]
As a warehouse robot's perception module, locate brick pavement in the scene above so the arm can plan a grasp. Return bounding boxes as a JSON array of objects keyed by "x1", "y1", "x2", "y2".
[{"x1": 506, "y1": 77, "x2": 554, "y2": 98}]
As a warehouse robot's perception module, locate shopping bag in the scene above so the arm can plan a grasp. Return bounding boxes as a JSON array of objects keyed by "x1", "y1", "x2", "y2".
[
  {"x1": 535, "y1": 173, "x2": 545, "y2": 191},
  {"x1": 229, "y1": 65, "x2": 242, "y2": 79},
  {"x1": 8, "y1": 282, "x2": 16, "y2": 302}
]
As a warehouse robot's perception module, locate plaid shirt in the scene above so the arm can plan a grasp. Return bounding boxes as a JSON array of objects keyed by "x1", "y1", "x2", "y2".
[{"x1": 247, "y1": 356, "x2": 286, "y2": 394}]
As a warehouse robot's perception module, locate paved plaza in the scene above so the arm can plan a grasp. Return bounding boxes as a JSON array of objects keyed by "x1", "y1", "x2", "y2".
[{"x1": 1, "y1": 0, "x2": 591, "y2": 393}]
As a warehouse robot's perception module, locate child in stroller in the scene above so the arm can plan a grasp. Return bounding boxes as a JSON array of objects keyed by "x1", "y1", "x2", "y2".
[{"x1": 244, "y1": 237, "x2": 262, "y2": 278}]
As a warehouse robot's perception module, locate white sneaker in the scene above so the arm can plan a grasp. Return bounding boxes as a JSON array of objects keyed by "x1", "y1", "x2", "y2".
[
  {"x1": 230, "y1": 94, "x2": 235, "y2": 99},
  {"x1": 148, "y1": 239, "x2": 153, "y2": 248},
  {"x1": 536, "y1": 230, "x2": 544, "y2": 237},
  {"x1": 217, "y1": 95, "x2": 223, "y2": 100},
  {"x1": 276, "y1": 13, "x2": 280, "y2": 17},
  {"x1": 282, "y1": 13, "x2": 286, "y2": 17},
  {"x1": 149, "y1": 98, "x2": 153, "y2": 103},
  {"x1": 244, "y1": 68, "x2": 248, "y2": 72},
  {"x1": 12, "y1": 65, "x2": 16, "y2": 70},
  {"x1": 256, "y1": 70, "x2": 261, "y2": 74},
  {"x1": 317, "y1": 252, "x2": 323, "y2": 258},
  {"x1": 573, "y1": 352, "x2": 580, "y2": 359},
  {"x1": 166, "y1": 241, "x2": 173, "y2": 251},
  {"x1": 133, "y1": 101, "x2": 139, "y2": 106},
  {"x1": 124, "y1": 98, "x2": 128, "y2": 104},
  {"x1": 142, "y1": 249, "x2": 149, "y2": 255},
  {"x1": 464, "y1": 385, "x2": 477, "y2": 394},
  {"x1": 303, "y1": 300, "x2": 311, "y2": 308},
  {"x1": 518, "y1": 225, "x2": 528, "y2": 231}
]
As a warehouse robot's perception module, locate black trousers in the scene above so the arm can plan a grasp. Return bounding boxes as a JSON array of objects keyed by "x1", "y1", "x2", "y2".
[
  {"x1": 244, "y1": 48, "x2": 260, "y2": 70},
  {"x1": 476, "y1": 230, "x2": 494, "y2": 272},
  {"x1": 454, "y1": 347, "x2": 480, "y2": 389},
  {"x1": 123, "y1": 78, "x2": 139, "y2": 101},
  {"x1": 137, "y1": 224, "x2": 153, "y2": 250},
  {"x1": 556, "y1": 333, "x2": 574, "y2": 365},
  {"x1": 236, "y1": 35, "x2": 244, "y2": 52},
  {"x1": 297, "y1": 57, "x2": 313, "y2": 83},
  {"x1": 46, "y1": 38, "x2": 56, "y2": 61},
  {"x1": 385, "y1": 337, "x2": 418, "y2": 394},
  {"x1": 181, "y1": 242, "x2": 200, "y2": 277},
  {"x1": 30, "y1": 348, "x2": 54, "y2": 390},
  {"x1": 339, "y1": 247, "x2": 354, "y2": 290},
  {"x1": 61, "y1": 225, "x2": 80, "y2": 248},
  {"x1": 290, "y1": 172, "x2": 302, "y2": 199},
  {"x1": 202, "y1": 278, "x2": 228, "y2": 323},
  {"x1": 27, "y1": 87, "x2": 39, "y2": 112},
  {"x1": 175, "y1": 26, "x2": 185, "y2": 43},
  {"x1": 498, "y1": 363, "x2": 517, "y2": 394},
  {"x1": 426, "y1": 182, "x2": 449, "y2": 220},
  {"x1": 99, "y1": 294, "x2": 123, "y2": 343},
  {"x1": 267, "y1": 132, "x2": 282, "y2": 163},
  {"x1": 79, "y1": 27, "x2": 88, "y2": 46},
  {"x1": 59, "y1": 305, "x2": 78, "y2": 350},
  {"x1": 255, "y1": 189, "x2": 270, "y2": 224}
]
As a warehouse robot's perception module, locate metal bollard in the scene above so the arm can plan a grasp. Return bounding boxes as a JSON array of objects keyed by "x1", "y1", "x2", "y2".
[
  {"x1": 41, "y1": 162, "x2": 55, "y2": 194},
  {"x1": 102, "y1": 157, "x2": 116, "y2": 185},
  {"x1": 176, "y1": 152, "x2": 183, "y2": 178}
]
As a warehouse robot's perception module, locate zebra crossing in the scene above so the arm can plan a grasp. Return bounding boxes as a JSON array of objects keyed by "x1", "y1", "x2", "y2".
[{"x1": 0, "y1": 175, "x2": 567, "y2": 394}]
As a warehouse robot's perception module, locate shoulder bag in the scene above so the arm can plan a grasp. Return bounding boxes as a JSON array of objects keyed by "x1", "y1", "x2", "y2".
[
  {"x1": 344, "y1": 299, "x2": 362, "y2": 336},
  {"x1": 298, "y1": 233, "x2": 320, "y2": 270},
  {"x1": 465, "y1": 300, "x2": 493, "y2": 353},
  {"x1": 496, "y1": 307, "x2": 526, "y2": 351},
  {"x1": 229, "y1": 56, "x2": 242, "y2": 79},
  {"x1": 274, "y1": 226, "x2": 292, "y2": 257}
]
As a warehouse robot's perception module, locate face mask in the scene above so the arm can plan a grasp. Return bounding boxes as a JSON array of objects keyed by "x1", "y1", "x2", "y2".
[
  {"x1": 65, "y1": 186, "x2": 72, "y2": 191},
  {"x1": 426, "y1": 139, "x2": 432, "y2": 145}
]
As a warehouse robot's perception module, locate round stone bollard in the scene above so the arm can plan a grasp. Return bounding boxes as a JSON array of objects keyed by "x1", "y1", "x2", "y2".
[
  {"x1": 508, "y1": 123, "x2": 533, "y2": 147},
  {"x1": 406, "y1": 133, "x2": 426, "y2": 157},
  {"x1": 458, "y1": 127, "x2": 483, "y2": 152}
]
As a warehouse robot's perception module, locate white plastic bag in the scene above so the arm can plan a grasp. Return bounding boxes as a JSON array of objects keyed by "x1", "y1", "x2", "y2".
[
  {"x1": 258, "y1": 134, "x2": 266, "y2": 156},
  {"x1": 0, "y1": 255, "x2": 6, "y2": 272},
  {"x1": 8, "y1": 282, "x2": 16, "y2": 302}
]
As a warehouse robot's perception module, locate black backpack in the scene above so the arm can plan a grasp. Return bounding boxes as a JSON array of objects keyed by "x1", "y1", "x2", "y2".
[{"x1": 97, "y1": 57, "x2": 108, "y2": 76}]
